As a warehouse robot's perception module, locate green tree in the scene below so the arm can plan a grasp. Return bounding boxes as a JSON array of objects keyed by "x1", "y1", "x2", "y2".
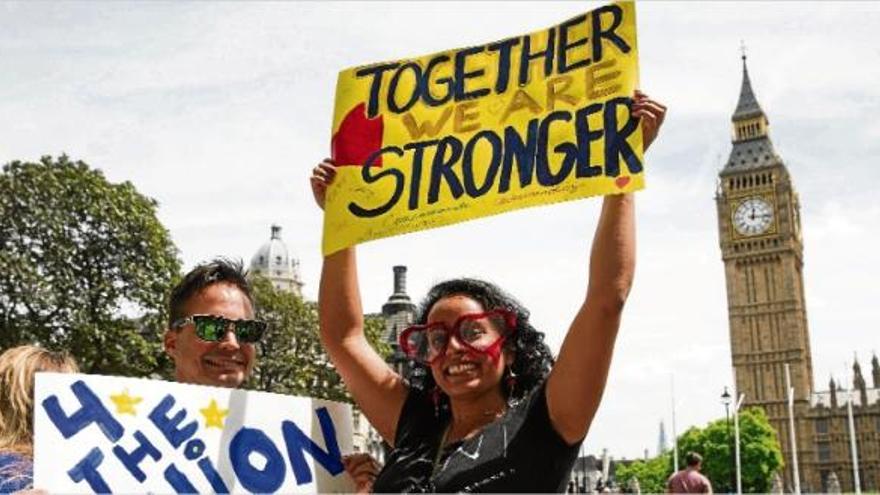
[
  {"x1": 0, "y1": 155, "x2": 181, "y2": 375},
  {"x1": 677, "y1": 407, "x2": 784, "y2": 493},
  {"x1": 616, "y1": 408, "x2": 783, "y2": 494},
  {"x1": 247, "y1": 275, "x2": 391, "y2": 402},
  {"x1": 615, "y1": 452, "x2": 674, "y2": 493}
]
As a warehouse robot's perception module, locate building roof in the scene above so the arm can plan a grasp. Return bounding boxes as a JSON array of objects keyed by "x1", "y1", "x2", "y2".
[
  {"x1": 722, "y1": 136, "x2": 783, "y2": 173},
  {"x1": 811, "y1": 387, "x2": 879, "y2": 408},
  {"x1": 249, "y1": 225, "x2": 301, "y2": 284}
]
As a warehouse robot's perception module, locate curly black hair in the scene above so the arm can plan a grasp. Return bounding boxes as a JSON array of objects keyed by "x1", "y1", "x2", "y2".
[{"x1": 408, "y1": 278, "x2": 554, "y2": 405}]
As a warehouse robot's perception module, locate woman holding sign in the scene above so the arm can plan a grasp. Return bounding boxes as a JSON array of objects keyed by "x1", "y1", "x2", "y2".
[{"x1": 313, "y1": 91, "x2": 665, "y2": 492}]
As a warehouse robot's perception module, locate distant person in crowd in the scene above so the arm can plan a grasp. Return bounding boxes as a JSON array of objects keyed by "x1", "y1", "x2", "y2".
[
  {"x1": 667, "y1": 452, "x2": 713, "y2": 494},
  {"x1": 163, "y1": 258, "x2": 379, "y2": 488},
  {"x1": 311, "y1": 91, "x2": 666, "y2": 491},
  {"x1": 0, "y1": 345, "x2": 78, "y2": 493}
]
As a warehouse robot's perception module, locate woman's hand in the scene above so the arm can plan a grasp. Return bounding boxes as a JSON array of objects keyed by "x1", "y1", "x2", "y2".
[
  {"x1": 310, "y1": 158, "x2": 338, "y2": 210},
  {"x1": 632, "y1": 90, "x2": 667, "y2": 152},
  {"x1": 343, "y1": 453, "x2": 382, "y2": 494}
]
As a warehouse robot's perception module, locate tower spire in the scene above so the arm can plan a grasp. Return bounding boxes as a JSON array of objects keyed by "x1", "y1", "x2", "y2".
[
  {"x1": 382, "y1": 266, "x2": 417, "y2": 378},
  {"x1": 853, "y1": 353, "x2": 868, "y2": 405},
  {"x1": 722, "y1": 47, "x2": 783, "y2": 172},
  {"x1": 657, "y1": 420, "x2": 668, "y2": 456},
  {"x1": 872, "y1": 352, "x2": 880, "y2": 388},
  {"x1": 733, "y1": 46, "x2": 764, "y2": 122},
  {"x1": 829, "y1": 376, "x2": 838, "y2": 408}
]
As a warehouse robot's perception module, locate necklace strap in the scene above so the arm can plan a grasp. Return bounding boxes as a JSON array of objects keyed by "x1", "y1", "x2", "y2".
[{"x1": 431, "y1": 422, "x2": 453, "y2": 477}]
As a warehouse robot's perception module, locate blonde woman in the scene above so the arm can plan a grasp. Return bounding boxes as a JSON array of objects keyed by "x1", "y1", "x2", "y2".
[{"x1": 0, "y1": 346, "x2": 78, "y2": 493}]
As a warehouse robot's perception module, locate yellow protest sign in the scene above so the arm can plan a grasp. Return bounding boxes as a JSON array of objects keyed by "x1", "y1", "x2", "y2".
[{"x1": 324, "y1": 1, "x2": 642, "y2": 255}]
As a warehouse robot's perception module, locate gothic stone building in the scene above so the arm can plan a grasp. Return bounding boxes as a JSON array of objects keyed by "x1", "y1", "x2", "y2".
[{"x1": 716, "y1": 55, "x2": 880, "y2": 492}]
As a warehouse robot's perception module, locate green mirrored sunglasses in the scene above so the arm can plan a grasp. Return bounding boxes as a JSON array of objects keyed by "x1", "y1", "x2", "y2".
[{"x1": 171, "y1": 314, "x2": 266, "y2": 343}]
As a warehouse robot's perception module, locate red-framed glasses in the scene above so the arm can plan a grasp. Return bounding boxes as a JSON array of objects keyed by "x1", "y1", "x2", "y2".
[{"x1": 398, "y1": 309, "x2": 517, "y2": 365}]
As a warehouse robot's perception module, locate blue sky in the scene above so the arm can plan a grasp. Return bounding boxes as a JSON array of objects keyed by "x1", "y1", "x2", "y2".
[{"x1": 2, "y1": 2, "x2": 878, "y2": 459}]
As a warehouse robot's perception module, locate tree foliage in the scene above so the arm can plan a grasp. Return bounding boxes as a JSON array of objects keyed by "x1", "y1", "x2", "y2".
[
  {"x1": 616, "y1": 408, "x2": 783, "y2": 494},
  {"x1": 677, "y1": 407, "x2": 783, "y2": 493},
  {"x1": 615, "y1": 452, "x2": 673, "y2": 494},
  {"x1": 247, "y1": 275, "x2": 391, "y2": 402},
  {"x1": 0, "y1": 155, "x2": 180, "y2": 375}
]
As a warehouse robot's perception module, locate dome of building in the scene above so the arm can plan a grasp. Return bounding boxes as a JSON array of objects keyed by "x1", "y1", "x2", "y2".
[{"x1": 249, "y1": 225, "x2": 303, "y2": 296}]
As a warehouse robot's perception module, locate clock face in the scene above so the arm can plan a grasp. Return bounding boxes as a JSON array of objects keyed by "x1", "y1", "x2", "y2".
[{"x1": 733, "y1": 197, "x2": 774, "y2": 236}]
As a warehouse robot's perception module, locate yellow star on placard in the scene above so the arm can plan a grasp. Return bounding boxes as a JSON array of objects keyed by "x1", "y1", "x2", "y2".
[
  {"x1": 200, "y1": 399, "x2": 229, "y2": 429},
  {"x1": 109, "y1": 389, "x2": 142, "y2": 416}
]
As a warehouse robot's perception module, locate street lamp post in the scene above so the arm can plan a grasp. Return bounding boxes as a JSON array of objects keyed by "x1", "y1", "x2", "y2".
[
  {"x1": 579, "y1": 443, "x2": 587, "y2": 493},
  {"x1": 671, "y1": 375, "x2": 679, "y2": 472},
  {"x1": 785, "y1": 363, "x2": 801, "y2": 495},
  {"x1": 721, "y1": 387, "x2": 734, "y2": 493},
  {"x1": 734, "y1": 392, "x2": 745, "y2": 494}
]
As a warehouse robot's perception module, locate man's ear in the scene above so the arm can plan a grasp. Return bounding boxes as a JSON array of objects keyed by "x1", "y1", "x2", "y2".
[{"x1": 164, "y1": 328, "x2": 178, "y2": 359}]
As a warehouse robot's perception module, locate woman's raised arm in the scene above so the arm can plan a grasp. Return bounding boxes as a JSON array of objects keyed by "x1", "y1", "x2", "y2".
[
  {"x1": 313, "y1": 160, "x2": 408, "y2": 445},
  {"x1": 545, "y1": 93, "x2": 666, "y2": 445}
]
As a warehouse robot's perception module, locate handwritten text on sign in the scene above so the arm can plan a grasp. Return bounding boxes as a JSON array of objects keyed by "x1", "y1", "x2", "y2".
[
  {"x1": 324, "y1": 1, "x2": 642, "y2": 255},
  {"x1": 33, "y1": 373, "x2": 354, "y2": 493}
]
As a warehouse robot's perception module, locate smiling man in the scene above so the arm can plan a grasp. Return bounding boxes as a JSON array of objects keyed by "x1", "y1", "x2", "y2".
[
  {"x1": 164, "y1": 259, "x2": 262, "y2": 388},
  {"x1": 162, "y1": 259, "x2": 378, "y2": 489}
]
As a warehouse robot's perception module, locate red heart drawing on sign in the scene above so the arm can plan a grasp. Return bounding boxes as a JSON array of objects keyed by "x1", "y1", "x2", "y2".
[
  {"x1": 331, "y1": 102, "x2": 384, "y2": 167},
  {"x1": 615, "y1": 176, "x2": 631, "y2": 189}
]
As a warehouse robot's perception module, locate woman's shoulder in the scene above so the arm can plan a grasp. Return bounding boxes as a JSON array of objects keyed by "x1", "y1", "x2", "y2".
[
  {"x1": 505, "y1": 379, "x2": 577, "y2": 449},
  {"x1": 510, "y1": 378, "x2": 550, "y2": 415},
  {"x1": 0, "y1": 451, "x2": 31, "y2": 468},
  {"x1": 0, "y1": 451, "x2": 33, "y2": 491}
]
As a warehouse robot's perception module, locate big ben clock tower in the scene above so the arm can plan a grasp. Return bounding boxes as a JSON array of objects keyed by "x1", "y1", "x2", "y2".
[{"x1": 716, "y1": 53, "x2": 815, "y2": 489}]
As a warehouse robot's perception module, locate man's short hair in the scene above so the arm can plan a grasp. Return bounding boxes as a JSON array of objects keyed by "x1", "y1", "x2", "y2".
[
  {"x1": 686, "y1": 452, "x2": 703, "y2": 467},
  {"x1": 168, "y1": 258, "x2": 254, "y2": 326}
]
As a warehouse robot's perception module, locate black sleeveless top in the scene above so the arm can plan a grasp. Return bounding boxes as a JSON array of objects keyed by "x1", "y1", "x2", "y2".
[{"x1": 372, "y1": 381, "x2": 580, "y2": 493}]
